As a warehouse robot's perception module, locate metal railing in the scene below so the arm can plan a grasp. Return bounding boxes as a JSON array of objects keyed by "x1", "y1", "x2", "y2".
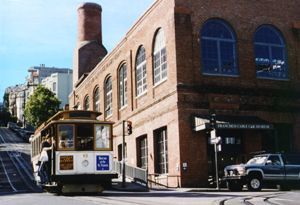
[
  {"x1": 113, "y1": 161, "x2": 148, "y2": 186},
  {"x1": 112, "y1": 161, "x2": 181, "y2": 188},
  {"x1": 148, "y1": 174, "x2": 180, "y2": 188}
]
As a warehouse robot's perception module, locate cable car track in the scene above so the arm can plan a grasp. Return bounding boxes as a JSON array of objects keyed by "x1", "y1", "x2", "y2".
[
  {"x1": 0, "y1": 129, "x2": 40, "y2": 194},
  {"x1": 219, "y1": 193, "x2": 283, "y2": 205}
]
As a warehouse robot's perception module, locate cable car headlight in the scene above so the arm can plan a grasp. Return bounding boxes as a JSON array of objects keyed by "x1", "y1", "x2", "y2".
[{"x1": 82, "y1": 160, "x2": 89, "y2": 167}]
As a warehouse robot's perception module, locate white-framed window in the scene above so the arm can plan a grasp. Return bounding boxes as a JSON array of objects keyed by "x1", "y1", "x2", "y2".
[
  {"x1": 93, "y1": 86, "x2": 100, "y2": 112},
  {"x1": 105, "y1": 77, "x2": 112, "y2": 117},
  {"x1": 52, "y1": 82, "x2": 56, "y2": 92},
  {"x1": 153, "y1": 29, "x2": 167, "y2": 85},
  {"x1": 154, "y1": 127, "x2": 168, "y2": 174},
  {"x1": 136, "y1": 46, "x2": 147, "y2": 96},
  {"x1": 119, "y1": 64, "x2": 127, "y2": 108},
  {"x1": 137, "y1": 135, "x2": 148, "y2": 169},
  {"x1": 84, "y1": 95, "x2": 89, "y2": 111}
]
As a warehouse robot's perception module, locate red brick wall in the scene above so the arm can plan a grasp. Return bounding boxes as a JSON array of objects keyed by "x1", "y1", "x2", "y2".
[{"x1": 70, "y1": 0, "x2": 300, "y2": 187}]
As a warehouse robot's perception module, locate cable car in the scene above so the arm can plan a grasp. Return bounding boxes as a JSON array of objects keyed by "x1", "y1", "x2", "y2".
[{"x1": 30, "y1": 110, "x2": 117, "y2": 193}]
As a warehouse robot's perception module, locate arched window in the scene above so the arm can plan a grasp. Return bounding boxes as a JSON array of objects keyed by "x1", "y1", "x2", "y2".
[
  {"x1": 153, "y1": 28, "x2": 167, "y2": 85},
  {"x1": 93, "y1": 86, "x2": 100, "y2": 112},
  {"x1": 254, "y1": 25, "x2": 288, "y2": 79},
  {"x1": 105, "y1": 77, "x2": 112, "y2": 117},
  {"x1": 119, "y1": 64, "x2": 127, "y2": 108},
  {"x1": 136, "y1": 46, "x2": 147, "y2": 96},
  {"x1": 84, "y1": 95, "x2": 89, "y2": 111},
  {"x1": 200, "y1": 19, "x2": 238, "y2": 75}
]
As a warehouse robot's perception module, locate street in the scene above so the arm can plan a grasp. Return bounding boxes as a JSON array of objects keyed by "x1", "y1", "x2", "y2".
[{"x1": 0, "y1": 127, "x2": 300, "y2": 205}]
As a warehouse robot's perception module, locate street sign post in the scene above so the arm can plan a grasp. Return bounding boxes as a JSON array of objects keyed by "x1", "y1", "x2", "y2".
[{"x1": 211, "y1": 129, "x2": 220, "y2": 190}]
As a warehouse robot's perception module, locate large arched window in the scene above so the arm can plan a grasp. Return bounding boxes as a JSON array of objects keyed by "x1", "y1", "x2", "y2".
[
  {"x1": 84, "y1": 95, "x2": 90, "y2": 111},
  {"x1": 136, "y1": 46, "x2": 147, "y2": 96},
  {"x1": 93, "y1": 86, "x2": 100, "y2": 112},
  {"x1": 153, "y1": 28, "x2": 167, "y2": 85},
  {"x1": 119, "y1": 64, "x2": 127, "y2": 108},
  {"x1": 254, "y1": 25, "x2": 288, "y2": 79},
  {"x1": 200, "y1": 19, "x2": 238, "y2": 75},
  {"x1": 105, "y1": 77, "x2": 112, "y2": 117}
]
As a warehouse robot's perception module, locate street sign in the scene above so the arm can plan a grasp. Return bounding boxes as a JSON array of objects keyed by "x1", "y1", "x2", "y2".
[
  {"x1": 210, "y1": 129, "x2": 216, "y2": 139},
  {"x1": 211, "y1": 136, "x2": 221, "y2": 144}
]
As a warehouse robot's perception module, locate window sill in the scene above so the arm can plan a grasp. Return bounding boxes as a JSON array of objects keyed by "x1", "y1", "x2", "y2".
[
  {"x1": 119, "y1": 105, "x2": 128, "y2": 112},
  {"x1": 136, "y1": 91, "x2": 147, "y2": 99},
  {"x1": 202, "y1": 72, "x2": 239, "y2": 77},
  {"x1": 256, "y1": 76, "x2": 289, "y2": 81},
  {"x1": 105, "y1": 114, "x2": 113, "y2": 120},
  {"x1": 153, "y1": 78, "x2": 167, "y2": 88}
]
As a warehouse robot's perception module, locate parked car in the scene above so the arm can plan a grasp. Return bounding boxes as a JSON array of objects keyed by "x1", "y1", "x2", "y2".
[
  {"x1": 7, "y1": 122, "x2": 34, "y2": 142},
  {"x1": 223, "y1": 153, "x2": 300, "y2": 191}
]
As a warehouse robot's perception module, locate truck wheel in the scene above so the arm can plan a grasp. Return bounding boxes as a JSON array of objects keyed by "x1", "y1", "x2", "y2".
[
  {"x1": 227, "y1": 181, "x2": 243, "y2": 191},
  {"x1": 247, "y1": 175, "x2": 262, "y2": 191}
]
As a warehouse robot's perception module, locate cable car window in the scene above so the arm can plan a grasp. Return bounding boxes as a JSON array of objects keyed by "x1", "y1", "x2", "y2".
[
  {"x1": 58, "y1": 124, "x2": 74, "y2": 150},
  {"x1": 95, "y1": 124, "x2": 111, "y2": 149},
  {"x1": 76, "y1": 124, "x2": 94, "y2": 150}
]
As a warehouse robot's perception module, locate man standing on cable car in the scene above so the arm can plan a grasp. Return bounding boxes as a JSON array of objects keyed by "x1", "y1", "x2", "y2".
[{"x1": 40, "y1": 135, "x2": 53, "y2": 183}]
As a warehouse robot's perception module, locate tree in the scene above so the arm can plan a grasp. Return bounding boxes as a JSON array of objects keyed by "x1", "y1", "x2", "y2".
[
  {"x1": 24, "y1": 85, "x2": 61, "y2": 128},
  {"x1": 3, "y1": 92, "x2": 9, "y2": 109}
]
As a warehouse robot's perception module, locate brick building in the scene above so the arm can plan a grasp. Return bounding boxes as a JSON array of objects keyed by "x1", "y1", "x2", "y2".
[{"x1": 70, "y1": 0, "x2": 300, "y2": 187}]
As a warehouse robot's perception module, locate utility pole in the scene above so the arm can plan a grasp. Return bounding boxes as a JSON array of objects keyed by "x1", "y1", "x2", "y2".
[
  {"x1": 122, "y1": 120, "x2": 126, "y2": 188},
  {"x1": 210, "y1": 112, "x2": 219, "y2": 190}
]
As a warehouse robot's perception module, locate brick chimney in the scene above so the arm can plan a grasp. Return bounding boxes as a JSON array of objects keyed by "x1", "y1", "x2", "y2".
[{"x1": 73, "y1": 2, "x2": 107, "y2": 87}]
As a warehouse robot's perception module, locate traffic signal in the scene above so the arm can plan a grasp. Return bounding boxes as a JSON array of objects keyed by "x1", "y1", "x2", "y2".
[
  {"x1": 210, "y1": 113, "x2": 216, "y2": 130},
  {"x1": 127, "y1": 121, "x2": 132, "y2": 135}
]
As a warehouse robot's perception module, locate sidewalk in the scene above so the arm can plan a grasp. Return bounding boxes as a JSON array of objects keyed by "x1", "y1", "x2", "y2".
[
  {"x1": 111, "y1": 177, "x2": 232, "y2": 192},
  {"x1": 111, "y1": 177, "x2": 149, "y2": 192}
]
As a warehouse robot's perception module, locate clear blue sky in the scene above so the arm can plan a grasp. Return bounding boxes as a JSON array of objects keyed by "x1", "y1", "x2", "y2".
[{"x1": 0, "y1": 0, "x2": 154, "y2": 101}]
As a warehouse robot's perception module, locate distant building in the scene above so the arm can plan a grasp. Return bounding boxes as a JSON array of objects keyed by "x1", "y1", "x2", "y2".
[
  {"x1": 5, "y1": 65, "x2": 72, "y2": 124},
  {"x1": 41, "y1": 72, "x2": 73, "y2": 108},
  {"x1": 27, "y1": 64, "x2": 72, "y2": 97},
  {"x1": 6, "y1": 84, "x2": 26, "y2": 122}
]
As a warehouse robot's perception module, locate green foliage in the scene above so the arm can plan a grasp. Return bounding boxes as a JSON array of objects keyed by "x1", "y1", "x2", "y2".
[
  {"x1": 24, "y1": 85, "x2": 60, "y2": 128},
  {"x1": 3, "y1": 92, "x2": 9, "y2": 108},
  {"x1": 0, "y1": 109, "x2": 16, "y2": 126}
]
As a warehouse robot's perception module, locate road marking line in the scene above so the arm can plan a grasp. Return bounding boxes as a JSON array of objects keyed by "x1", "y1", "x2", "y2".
[{"x1": 0, "y1": 154, "x2": 17, "y2": 192}]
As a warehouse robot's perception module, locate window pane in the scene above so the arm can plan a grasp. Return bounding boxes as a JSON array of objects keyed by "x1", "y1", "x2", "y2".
[
  {"x1": 94, "y1": 88, "x2": 100, "y2": 112},
  {"x1": 84, "y1": 96, "x2": 89, "y2": 111},
  {"x1": 220, "y1": 41, "x2": 236, "y2": 74},
  {"x1": 136, "y1": 47, "x2": 147, "y2": 96},
  {"x1": 105, "y1": 78, "x2": 112, "y2": 116},
  {"x1": 58, "y1": 124, "x2": 74, "y2": 150},
  {"x1": 119, "y1": 65, "x2": 127, "y2": 107},
  {"x1": 201, "y1": 39, "x2": 218, "y2": 73},
  {"x1": 255, "y1": 26, "x2": 283, "y2": 45},
  {"x1": 76, "y1": 124, "x2": 93, "y2": 150},
  {"x1": 95, "y1": 124, "x2": 111, "y2": 149},
  {"x1": 155, "y1": 128, "x2": 168, "y2": 174},
  {"x1": 153, "y1": 29, "x2": 167, "y2": 85},
  {"x1": 254, "y1": 25, "x2": 287, "y2": 79},
  {"x1": 201, "y1": 20, "x2": 237, "y2": 75},
  {"x1": 202, "y1": 20, "x2": 233, "y2": 39}
]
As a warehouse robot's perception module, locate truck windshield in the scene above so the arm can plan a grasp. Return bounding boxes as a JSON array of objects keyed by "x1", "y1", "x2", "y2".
[{"x1": 246, "y1": 156, "x2": 268, "y2": 165}]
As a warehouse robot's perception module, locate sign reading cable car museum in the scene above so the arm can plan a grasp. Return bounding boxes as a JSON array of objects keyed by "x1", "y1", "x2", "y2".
[
  {"x1": 96, "y1": 155, "x2": 109, "y2": 171},
  {"x1": 60, "y1": 155, "x2": 74, "y2": 170},
  {"x1": 194, "y1": 116, "x2": 273, "y2": 131},
  {"x1": 216, "y1": 123, "x2": 273, "y2": 129}
]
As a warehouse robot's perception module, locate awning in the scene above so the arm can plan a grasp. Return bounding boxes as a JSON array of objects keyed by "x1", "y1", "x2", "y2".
[{"x1": 194, "y1": 115, "x2": 273, "y2": 131}]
